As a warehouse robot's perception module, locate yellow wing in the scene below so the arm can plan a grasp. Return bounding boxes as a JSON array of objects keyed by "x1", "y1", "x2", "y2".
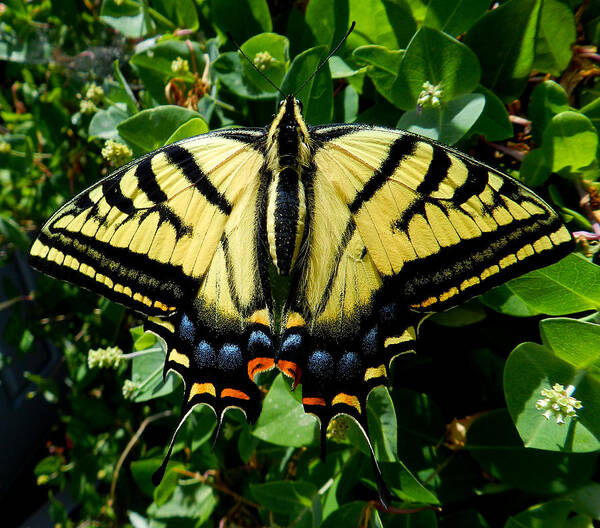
[
  {"x1": 278, "y1": 124, "x2": 573, "y2": 430},
  {"x1": 30, "y1": 130, "x2": 276, "y2": 425}
]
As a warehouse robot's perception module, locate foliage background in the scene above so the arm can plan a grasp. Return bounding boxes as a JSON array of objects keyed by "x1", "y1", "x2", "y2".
[{"x1": 2, "y1": 0, "x2": 600, "y2": 526}]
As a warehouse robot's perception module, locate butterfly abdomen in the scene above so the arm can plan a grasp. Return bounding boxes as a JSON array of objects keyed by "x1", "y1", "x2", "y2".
[{"x1": 265, "y1": 96, "x2": 311, "y2": 275}]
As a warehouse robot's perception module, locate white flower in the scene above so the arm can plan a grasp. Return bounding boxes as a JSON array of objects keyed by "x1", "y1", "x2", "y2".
[{"x1": 535, "y1": 383, "x2": 582, "y2": 424}]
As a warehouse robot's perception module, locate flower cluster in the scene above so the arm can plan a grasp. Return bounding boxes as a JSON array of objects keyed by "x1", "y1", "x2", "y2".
[
  {"x1": 417, "y1": 81, "x2": 443, "y2": 109},
  {"x1": 171, "y1": 56, "x2": 190, "y2": 75},
  {"x1": 101, "y1": 139, "x2": 133, "y2": 165},
  {"x1": 253, "y1": 51, "x2": 274, "y2": 72},
  {"x1": 536, "y1": 383, "x2": 583, "y2": 424},
  {"x1": 122, "y1": 379, "x2": 139, "y2": 400},
  {"x1": 88, "y1": 346, "x2": 123, "y2": 369}
]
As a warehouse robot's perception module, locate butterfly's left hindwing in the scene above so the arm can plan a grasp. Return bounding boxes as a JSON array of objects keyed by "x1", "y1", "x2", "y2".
[{"x1": 30, "y1": 129, "x2": 276, "y2": 422}]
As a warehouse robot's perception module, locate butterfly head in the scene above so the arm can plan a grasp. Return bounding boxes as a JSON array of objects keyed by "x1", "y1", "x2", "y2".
[{"x1": 268, "y1": 95, "x2": 310, "y2": 150}]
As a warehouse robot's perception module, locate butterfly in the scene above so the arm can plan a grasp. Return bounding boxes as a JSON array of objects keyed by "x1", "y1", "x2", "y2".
[{"x1": 29, "y1": 38, "x2": 574, "y2": 506}]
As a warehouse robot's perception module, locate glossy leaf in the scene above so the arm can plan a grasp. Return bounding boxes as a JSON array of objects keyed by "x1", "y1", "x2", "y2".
[
  {"x1": 505, "y1": 499, "x2": 591, "y2": 528},
  {"x1": 506, "y1": 254, "x2": 600, "y2": 315},
  {"x1": 464, "y1": 0, "x2": 542, "y2": 101},
  {"x1": 100, "y1": 0, "x2": 154, "y2": 38},
  {"x1": 519, "y1": 148, "x2": 552, "y2": 187},
  {"x1": 467, "y1": 85, "x2": 513, "y2": 141},
  {"x1": 529, "y1": 81, "x2": 570, "y2": 144},
  {"x1": 117, "y1": 106, "x2": 201, "y2": 154},
  {"x1": 423, "y1": 0, "x2": 490, "y2": 37},
  {"x1": 347, "y1": 0, "x2": 416, "y2": 50},
  {"x1": 393, "y1": 27, "x2": 481, "y2": 110},
  {"x1": 252, "y1": 374, "x2": 318, "y2": 447},
  {"x1": 165, "y1": 117, "x2": 209, "y2": 145},
  {"x1": 542, "y1": 111, "x2": 598, "y2": 175},
  {"x1": 397, "y1": 93, "x2": 485, "y2": 145},
  {"x1": 504, "y1": 341, "x2": 600, "y2": 452},
  {"x1": 533, "y1": 0, "x2": 576, "y2": 76},
  {"x1": 353, "y1": 45, "x2": 404, "y2": 107}
]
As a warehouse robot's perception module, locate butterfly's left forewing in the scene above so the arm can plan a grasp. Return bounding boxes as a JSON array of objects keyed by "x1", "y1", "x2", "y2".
[{"x1": 30, "y1": 130, "x2": 276, "y2": 423}]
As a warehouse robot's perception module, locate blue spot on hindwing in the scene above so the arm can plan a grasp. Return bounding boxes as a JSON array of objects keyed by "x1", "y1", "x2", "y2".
[
  {"x1": 362, "y1": 326, "x2": 379, "y2": 357},
  {"x1": 307, "y1": 350, "x2": 333, "y2": 384},
  {"x1": 280, "y1": 333, "x2": 302, "y2": 358},
  {"x1": 337, "y1": 351, "x2": 361, "y2": 382},
  {"x1": 218, "y1": 343, "x2": 243, "y2": 371},
  {"x1": 179, "y1": 313, "x2": 195, "y2": 344},
  {"x1": 379, "y1": 303, "x2": 398, "y2": 323},
  {"x1": 194, "y1": 340, "x2": 216, "y2": 368},
  {"x1": 247, "y1": 330, "x2": 272, "y2": 357}
]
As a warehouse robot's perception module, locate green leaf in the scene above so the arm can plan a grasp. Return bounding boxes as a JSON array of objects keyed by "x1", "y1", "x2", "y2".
[
  {"x1": 250, "y1": 481, "x2": 317, "y2": 515},
  {"x1": 423, "y1": 0, "x2": 490, "y2": 37},
  {"x1": 347, "y1": 0, "x2": 416, "y2": 50},
  {"x1": 393, "y1": 27, "x2": 481, "y2": 110},
  {"x1": 117, "y1": 105, "x2": 201, "y2": 154},
  {"x1": 88, "y1": 104, "x2": 129, "y2": 141},
  {"x1": 581, "y1": 95, "x2": 600, "y2": 135},
  {"x1": 430, "y1": 300, "x2": 486, "y2": 327},
  {"x1": 346, "y1": 387, "x2": 397, "y2": 462},
  {"x1": 506, "y1": 254, "x2": 600, "y2": 315},
  {"x1": 165, "y1": 117, "x2": 209, "y2": 144},
  {"x1": 562, "y1": 482, "x2": 600, "y2": 520},
  {"x1": 481, "y1": 283, "x2": 539, "y2": 317},
  {"x1": 397, "y1": 93, "x2": 485, "y2": 145},
  {"x1": 151, "y1": 0, "x2": 199, "y2": 31},
  {"x1": 505, "y1": 499, "x2": 585, "y2": 528},
  {"x1": 109, "y1": 60, "x2": 139, "y2": 114},
  {"x1": 467, "y1": 409, "x2": 598, "y2": 493},
  {"x1": 211, "y1": 0, "x2": 272, "y2": 42},
  {"x1": 533, "y1": 0, "x2": 576, "y2": 76},
  {"x1": 100, "y1": 0, "x2": 155, "y2": 38},
  {"x1": 147, "y1": 483, "x2": 217, "y2": 522},
  {"x1": 321, "y1": 501, "x2": 365, "y2": 528},
  {"x1": 240, "y1": 33, "x2": 289, "y2": 93},
  {"x1": 467, "y1": 85, "x2": 513, "y2": 141},
  {"x1": 529, "y1": 80, "x2": 570, "y2": 144},
  {"x1": 504, "y1": 340, "x2": 600, "y2": 452},
  {"x1": 131, "y1": 335, "x2": 178, "y2": 402},
  {"x1": 519, "y1": 148, "x2": 552, "y2": 187},
  {"x1": 305, "y1": 0, "x2": 350, "y2": 49},
  {"x1": 353, "y1": 45, "x2": 404, "y2": 107},
  {"x1": 281, "y1": 46, "x2": 333, "y2": 125},
  {"x1": 542, "y1": 111, "x2": 598, "y2": 175},
  {"x1": 252, "y1": 374, "x2": 318, "y2": 447},
  {"x1": 540, "y1": 318, "x2": 600, "y2": 376},
  {"x1": 464, "y1": 0, "x2": 542, "y2": 101}
]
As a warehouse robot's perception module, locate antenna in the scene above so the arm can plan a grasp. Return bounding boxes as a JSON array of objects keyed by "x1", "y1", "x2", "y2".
[
  {"x1": 292, "y1": 21, "x2": 356, "y2": 98},
  {"x1": 227, "y1": 21, "x2": 356, "y2": 101},
  {"x1": 225, "y1": 31, "x2": 286, "y2": 98}
]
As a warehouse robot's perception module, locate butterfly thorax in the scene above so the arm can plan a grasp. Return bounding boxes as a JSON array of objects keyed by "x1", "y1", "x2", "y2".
[{"x1": 265, "y1": 97, "x2": 310, "y2": 275}]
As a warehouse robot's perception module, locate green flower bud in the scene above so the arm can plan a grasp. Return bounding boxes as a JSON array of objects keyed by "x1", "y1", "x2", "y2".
[{"x1": 88, "y1": 346, "x2": 123, "y2": 369}]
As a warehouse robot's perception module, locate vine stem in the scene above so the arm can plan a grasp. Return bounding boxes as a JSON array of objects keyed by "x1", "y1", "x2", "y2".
[{"x1": 109, "y1": 409, "x2": 174, "y2": 506}]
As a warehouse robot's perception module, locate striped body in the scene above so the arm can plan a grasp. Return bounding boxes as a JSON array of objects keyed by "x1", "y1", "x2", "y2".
[{"x1": 265, "y1": 98, "x2": 310, "y2": 275}]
